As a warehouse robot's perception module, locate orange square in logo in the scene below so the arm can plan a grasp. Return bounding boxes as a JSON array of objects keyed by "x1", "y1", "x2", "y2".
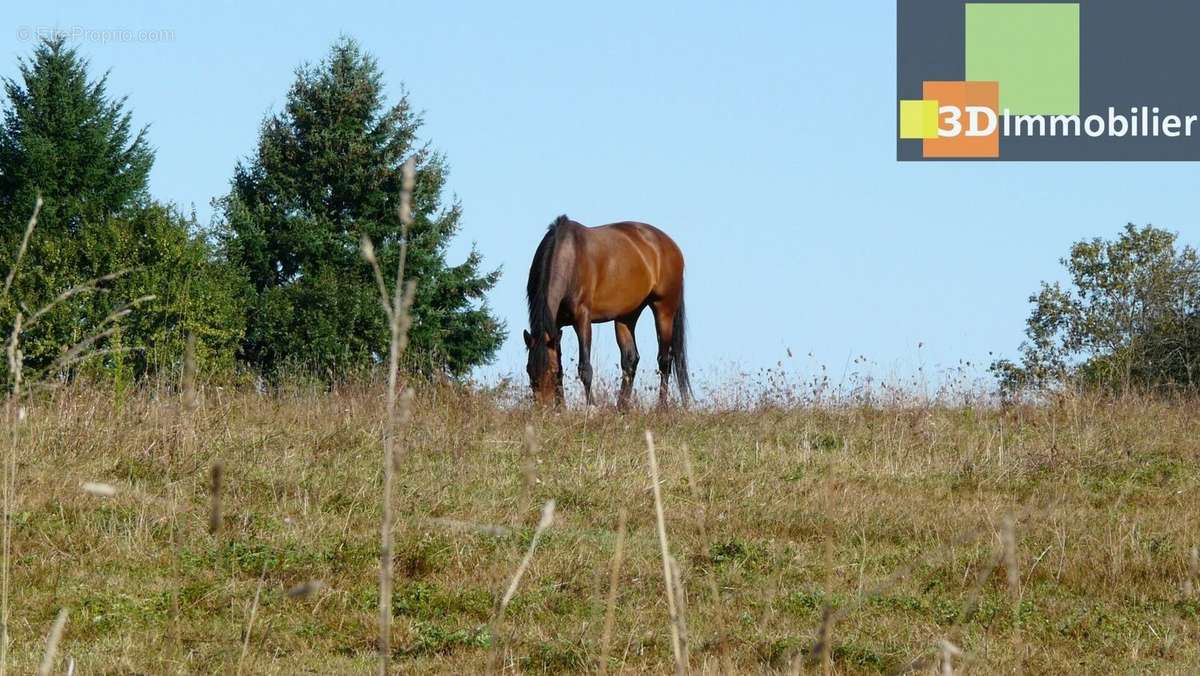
[{"x1": 922, "y1": 81, "x2": 999, "y2": 158}]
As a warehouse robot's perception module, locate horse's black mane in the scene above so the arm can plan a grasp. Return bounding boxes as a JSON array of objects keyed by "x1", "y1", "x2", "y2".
[{"x1": 526, "y1": 215, "x2": 570, "y2": 378}]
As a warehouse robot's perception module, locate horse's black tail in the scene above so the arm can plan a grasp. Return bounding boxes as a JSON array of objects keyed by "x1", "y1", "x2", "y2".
[{"x1": 672, "y1": 289, "x2": 692, "y2": 406}]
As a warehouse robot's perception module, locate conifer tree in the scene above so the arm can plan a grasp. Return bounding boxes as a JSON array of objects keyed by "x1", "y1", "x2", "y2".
[
  {"x1": 1, "y1": 37, "x2": 244, "y2": 378},
  {"x1": 221, "y1": 38, "x2": 503, "y2": 377}
]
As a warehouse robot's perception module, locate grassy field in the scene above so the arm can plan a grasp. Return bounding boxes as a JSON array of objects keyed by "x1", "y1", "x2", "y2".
[{"x1": 3, "y1": 381, "x2": 1199, "y2": 673}]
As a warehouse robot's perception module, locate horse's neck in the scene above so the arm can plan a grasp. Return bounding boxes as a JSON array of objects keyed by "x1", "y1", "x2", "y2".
[{"x1": 543, "y1": 236, "x2": 576, "y2": 320}]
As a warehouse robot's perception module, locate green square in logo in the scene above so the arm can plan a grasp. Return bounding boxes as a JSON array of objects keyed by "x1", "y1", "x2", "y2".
[{"x1": 966, "y1": 3, "x2": 1079, "y2": 115}]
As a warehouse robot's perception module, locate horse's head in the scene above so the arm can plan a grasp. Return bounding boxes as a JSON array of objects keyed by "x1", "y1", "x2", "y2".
[{"x1": 523, "y1": 328, "x2": 563, "y2": 405}]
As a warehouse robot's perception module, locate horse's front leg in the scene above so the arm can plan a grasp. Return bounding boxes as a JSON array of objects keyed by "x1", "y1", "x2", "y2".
[
  {"x1": 574, "y1": 315, "x2": 594, "y2": 406},
  {"x1": 555, "y1": 348, "x2": 565, "y2": 406}
]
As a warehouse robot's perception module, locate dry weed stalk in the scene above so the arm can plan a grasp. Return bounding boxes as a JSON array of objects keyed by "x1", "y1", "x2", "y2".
[
  {"x1": 286, "y1": 580, "x2": 325, "y2": 599},
  {"x1": 1000, "y1": 516, "x2": 1020, "y2": 602},
  {"x1": 801, "y1": 523, "x2": 837, "y2": 675},
  {"x1": 937, "y1": 639, "x2": 962, "y2": 676},
  {"x1": 35, "y1": 608, "x2": 68, "y2": 676},
  {"x1": 487, "y1": 499, "x2": 557, "y2": 673},
  {"x1": 668, "y1": 555, "x2": 690, "y2": 666},
  {"x1": 645, "y1": 430, "x2": 686, "y2": 675},
  {"x1": 515, "y1": 425, "x2": 539, "y2": 528},
  {"x1": 681, "y1": 444, "x2": 731, "y2": 672},
  {"x1": 80, "y1": 482, "x2": 117, "y2": 498},
  {"x1": 209, "y1": 462, "x2": 224, "y2": 535},
  {"x1": 1185, "y1": 545, "x2": 1199, "y2": 597},
  {"x1": 1000, "y1": 516, "x2": 1023, "y2": 669},
  {"x1": 236, "y1": 565, "x2": 268, "y2": 676},
  {"x1": 0, "y1": 409, "x2": 13, "y2": 676},
  {"x1": 501, "y1": 500, "x2": 556, "y2": 610},
  {"x1": 166, "y1": 332, "x2": 200, "y2": 662},
  {"x1": 1, "y1": 195, "x2": 41, "y2": 298},
  {"x1": 598, "y1": 508, "x2": 627, "y2": 675},
  {"x1": 363, "y1": 158, "x2": 418, "y2": 676}
]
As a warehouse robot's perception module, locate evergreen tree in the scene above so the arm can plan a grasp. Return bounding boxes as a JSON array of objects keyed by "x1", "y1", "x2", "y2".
[
  {"x1": 220, "y1": 38, "x2": 503, "y2": 378},
  {"x1": 0, "y1": 35, "x2": 152, "y2": 231},
  {"x1": 0, "y1": 37, "x2": 244, "y2": 378}
]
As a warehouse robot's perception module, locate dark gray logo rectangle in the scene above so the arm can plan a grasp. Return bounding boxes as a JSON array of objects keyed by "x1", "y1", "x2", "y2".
[{"x1": 898, "y1": 0, "x2": 1200, "y2": 161}]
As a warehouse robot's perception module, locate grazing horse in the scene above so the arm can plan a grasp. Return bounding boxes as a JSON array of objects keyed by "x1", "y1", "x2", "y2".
[{"x1": 524, "y1": 215, "x2": 690, "y2": 410}]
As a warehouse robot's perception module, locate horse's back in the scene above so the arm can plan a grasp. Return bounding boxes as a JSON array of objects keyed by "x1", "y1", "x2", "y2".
[
  {"x1": 582, "y1": 221, "x2": 682, "y2": 267},
  {"x1": 572, "y1": 221, "x2": 684, "y2": 320},
  {"x1": 606, "y1": 221, "x2": 681, "y2": 253}
]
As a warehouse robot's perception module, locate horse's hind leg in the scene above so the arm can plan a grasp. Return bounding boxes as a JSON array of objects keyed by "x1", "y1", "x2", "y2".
[
  {"x1": 650, "y1": 301, "x2": 677, "y2": 409},
  {"x1": 615, "y1": 316, "x2": 640, "y2": 411}
]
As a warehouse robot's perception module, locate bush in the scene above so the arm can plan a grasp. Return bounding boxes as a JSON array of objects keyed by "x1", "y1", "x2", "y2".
[{"x1": 993, "y1": 223, "x2": 1200, "y2": 397}]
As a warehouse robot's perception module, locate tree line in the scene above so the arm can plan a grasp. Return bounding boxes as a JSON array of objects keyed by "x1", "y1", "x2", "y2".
[
  {"x1": 2, "y1": 36, "x2": 1197, "y2": 396},
  {"x1": 1, "y1": 36, "x2": 504, "y2": 387}
]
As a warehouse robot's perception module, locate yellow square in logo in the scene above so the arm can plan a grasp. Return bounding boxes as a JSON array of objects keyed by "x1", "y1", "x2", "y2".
[{"x1": 899, "y1": 99, "x2": 939, "y2": 139}]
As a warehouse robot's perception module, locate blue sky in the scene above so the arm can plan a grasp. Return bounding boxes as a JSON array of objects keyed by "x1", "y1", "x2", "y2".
[{"x1": 4, "y1": 1, "x2": 1198, "y2": 393}]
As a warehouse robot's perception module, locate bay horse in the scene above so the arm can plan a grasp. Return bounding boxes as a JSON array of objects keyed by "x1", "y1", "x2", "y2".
[{"x1": 524, "y1": 215, "x2": 690, "y2": 409}]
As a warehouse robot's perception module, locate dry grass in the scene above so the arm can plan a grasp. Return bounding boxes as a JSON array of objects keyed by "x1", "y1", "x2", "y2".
[{"x1": 0, "y1": 381, "x2": 1196, "y2": 673}]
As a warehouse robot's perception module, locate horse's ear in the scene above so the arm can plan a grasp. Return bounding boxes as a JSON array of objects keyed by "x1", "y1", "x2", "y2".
[{"x1": 522, "y1": 329, "x2": 533, "y2": 348}]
